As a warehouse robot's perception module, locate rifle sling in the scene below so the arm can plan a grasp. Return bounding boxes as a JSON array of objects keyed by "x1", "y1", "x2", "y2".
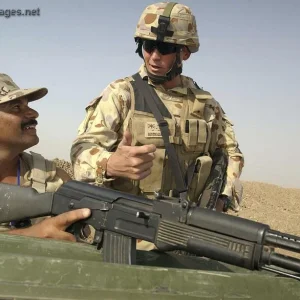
[{"x1": 132, "y1": 73, "x2": 187, "y2": 194}]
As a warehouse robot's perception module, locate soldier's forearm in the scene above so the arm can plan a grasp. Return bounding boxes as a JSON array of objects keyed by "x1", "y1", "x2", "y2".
[{"x1": 73, "y1": 146, "x2": 114, "y2": 183}]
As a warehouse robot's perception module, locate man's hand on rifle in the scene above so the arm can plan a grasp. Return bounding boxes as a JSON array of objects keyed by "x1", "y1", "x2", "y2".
[
  {"x1": 107, "y1": 130, "x2": 156, "y2": 180},
  {"x1": 7, "y1": 208, "x2": 91, "y2": 242}
]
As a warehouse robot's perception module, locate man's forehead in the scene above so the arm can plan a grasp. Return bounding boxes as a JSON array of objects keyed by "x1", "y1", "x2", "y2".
[{"x1": 0, "y1": 97, "x2": 28, "y2": 109}]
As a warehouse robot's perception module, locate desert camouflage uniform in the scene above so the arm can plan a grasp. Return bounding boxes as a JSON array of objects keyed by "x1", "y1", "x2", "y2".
[
  {"x1": 71, "y1": 64, "x2": 244, "y2": 211},
  {"x1": 71, "y1": 1, "x2": 244, "y2": 231},
  {"x1": 19, "y1": 152, "x2": 67, "y2": 192},
  {"x1": 71, "y1": 3, "x2": 244, "y2": 251}
]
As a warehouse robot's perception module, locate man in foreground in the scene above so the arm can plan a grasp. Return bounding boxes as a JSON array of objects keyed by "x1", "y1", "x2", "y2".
[{"x1": 0, "y1": 73, "x2": 90, "y2": 241}]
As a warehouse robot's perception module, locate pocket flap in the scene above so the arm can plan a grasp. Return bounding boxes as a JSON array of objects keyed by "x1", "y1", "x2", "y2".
[{"x1": 131, "y1": 113, "x2": 175, "y2": 147}]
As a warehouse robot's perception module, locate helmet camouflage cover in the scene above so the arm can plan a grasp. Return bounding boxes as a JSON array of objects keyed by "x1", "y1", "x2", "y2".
[{"x1": 134, "y1": 2, "x2": 199, "y2": 53}]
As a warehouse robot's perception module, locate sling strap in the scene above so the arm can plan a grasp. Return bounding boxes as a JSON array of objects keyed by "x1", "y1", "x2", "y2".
[{"x1": 132, "y1": 73, "x2": 187, "y2": 197}]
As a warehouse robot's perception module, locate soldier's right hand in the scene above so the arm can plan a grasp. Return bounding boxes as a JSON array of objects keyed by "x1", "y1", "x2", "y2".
[
  {"x1": 106, "y1": 130, "x2": 156, "y2": 180},
  {"x1": 7, "y1": 209, "x2": 91, "y2": 242}
]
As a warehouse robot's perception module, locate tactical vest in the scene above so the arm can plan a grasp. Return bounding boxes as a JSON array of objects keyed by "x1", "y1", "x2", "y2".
[{"x1": 110, "y1": 75, "x2": 216, "y2": 206}]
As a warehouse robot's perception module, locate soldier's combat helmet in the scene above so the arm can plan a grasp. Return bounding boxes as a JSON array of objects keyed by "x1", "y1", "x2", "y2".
[{"x1": 134, "y1": 2, "x2": 199, "y2": 84}]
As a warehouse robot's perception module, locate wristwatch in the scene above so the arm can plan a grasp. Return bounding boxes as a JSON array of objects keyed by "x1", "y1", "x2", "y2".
[{"x1": 95, "y1": 159, "x2": 115, "y2": 185}]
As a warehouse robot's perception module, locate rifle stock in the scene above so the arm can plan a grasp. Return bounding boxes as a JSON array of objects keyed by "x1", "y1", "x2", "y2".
[{"x1": 0, "y1": 181, "x2": 299, "y2": 280}]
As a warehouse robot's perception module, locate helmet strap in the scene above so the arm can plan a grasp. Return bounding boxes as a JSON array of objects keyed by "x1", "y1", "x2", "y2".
[
  {"x1": 135, "y1": 38, "x2": 143, "y2": 59},
  {"x1": 150, "y1": 2, "x2": 177, "y2": 41}
]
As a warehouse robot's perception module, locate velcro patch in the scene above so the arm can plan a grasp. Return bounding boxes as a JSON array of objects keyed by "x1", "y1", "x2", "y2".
[{"x1": 145, "y1": 122, "x2": 162, "y2": 138}]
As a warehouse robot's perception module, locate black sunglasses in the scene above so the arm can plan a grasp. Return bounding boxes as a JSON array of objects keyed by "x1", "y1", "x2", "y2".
[{"x1": 142, "y1": 39, "x2": 178, "y2": 55}]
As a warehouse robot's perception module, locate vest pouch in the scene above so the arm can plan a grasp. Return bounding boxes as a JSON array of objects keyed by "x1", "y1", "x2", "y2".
[
  {"x1": 187, "y1": 155, "x2": 212, "y2": 203},
  {"x1": 190, "y1": 89, "x2": 212, "y2": 119},
  {"x1": 139, "y1": 148, "x2": 166, "y2": 193},
  {"x1": 131, "y1": 113, "x2": 175, "y2": 147},
  {"x1": 181, "y1": 119, "x2": 208, "y2": 153}
]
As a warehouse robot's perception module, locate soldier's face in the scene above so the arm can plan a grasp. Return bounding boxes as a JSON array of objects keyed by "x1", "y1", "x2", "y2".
[
  {"x1": 143, "y1": 44, "x2": 177, "y2": 76},
  {"x1": 143, "y1": 41, "x2": 190, "y2": 77},
  {"x1": 0, "y1": 97, "x2": 39, "y2": 152}
]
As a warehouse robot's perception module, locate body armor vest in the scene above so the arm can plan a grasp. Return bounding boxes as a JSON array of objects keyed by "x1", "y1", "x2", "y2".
[{"x1": 110, "y1": 75, "x2": 216, "y2": 206}]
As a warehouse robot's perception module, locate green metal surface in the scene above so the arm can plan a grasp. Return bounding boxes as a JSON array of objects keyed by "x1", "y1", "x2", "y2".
[{"x1": 0, "y1": 234, "x2": 299, "y2": 299}]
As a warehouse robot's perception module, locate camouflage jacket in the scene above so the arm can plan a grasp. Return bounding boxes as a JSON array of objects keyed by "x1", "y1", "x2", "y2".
[
  {"x1": 71, "y1": 65, "x2": 244, "y2": 211},
  {"x1": 0, "y1": 151, "x2": 70, "y2": 231},
  {"x1": 20, "y1": 151, "x2": 69, "y2": 192}
]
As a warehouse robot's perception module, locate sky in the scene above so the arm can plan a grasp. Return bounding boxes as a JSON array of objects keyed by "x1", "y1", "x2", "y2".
[{"x1": 1, "y1": 0, "x2": 300, "y2": 188}]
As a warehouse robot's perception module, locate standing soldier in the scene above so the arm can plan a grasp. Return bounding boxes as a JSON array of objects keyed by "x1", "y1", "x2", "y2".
[{"x1": 71, "y1": 2, "x2": 244, "y2": 219}]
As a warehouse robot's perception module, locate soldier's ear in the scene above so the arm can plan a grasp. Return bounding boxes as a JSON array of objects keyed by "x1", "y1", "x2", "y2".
[{"x1": 181, "y1": 47, "x2": 191, "y2": 61}]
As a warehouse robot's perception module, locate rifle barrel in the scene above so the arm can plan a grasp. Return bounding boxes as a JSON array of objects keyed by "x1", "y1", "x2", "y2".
[{"x1": 265, "y1": 230, "x2": 300, "y2": 253}]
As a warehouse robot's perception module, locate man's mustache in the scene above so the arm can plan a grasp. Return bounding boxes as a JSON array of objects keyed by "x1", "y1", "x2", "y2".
[{"x1": 21, "y1": 119, "x2": 38, "y2": 130}]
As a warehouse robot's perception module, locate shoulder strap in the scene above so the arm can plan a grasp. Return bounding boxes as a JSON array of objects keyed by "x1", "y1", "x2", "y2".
[
  {"x1": 132, "y1": 73, "x2": 187, "y2": 197},
  {"x1": 130, "y1": 74, "x2": 171, "y2": 118},
  {"x1": 29, "y1": 151, "x2": 47, "y2": 193}
]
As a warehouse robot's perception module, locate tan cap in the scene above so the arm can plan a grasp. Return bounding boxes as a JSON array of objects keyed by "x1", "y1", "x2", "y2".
[{"x1": 0, "y1": 73, "x2": 48, "y2": 104}]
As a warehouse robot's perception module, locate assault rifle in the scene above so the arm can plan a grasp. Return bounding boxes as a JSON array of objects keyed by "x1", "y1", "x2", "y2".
[{"x1": 0, "y1": 181, "x2": 299, "y2": 280}]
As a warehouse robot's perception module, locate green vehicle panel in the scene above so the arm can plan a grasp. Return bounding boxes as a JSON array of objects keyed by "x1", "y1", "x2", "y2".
[{"x1": 0, "y1": 234, "x2": 299, "y2": 300}]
